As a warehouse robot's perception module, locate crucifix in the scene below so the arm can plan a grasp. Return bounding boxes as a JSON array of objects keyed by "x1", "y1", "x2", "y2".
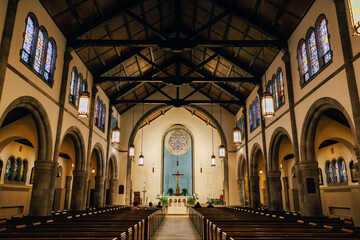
[{"x1": 172, "y1": 171, "x2": 184, "y2": 196}]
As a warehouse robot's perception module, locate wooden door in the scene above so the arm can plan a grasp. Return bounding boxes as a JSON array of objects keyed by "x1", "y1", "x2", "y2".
[{"x1": 133, "y1": 191, "x2": 140, "y2": 204}]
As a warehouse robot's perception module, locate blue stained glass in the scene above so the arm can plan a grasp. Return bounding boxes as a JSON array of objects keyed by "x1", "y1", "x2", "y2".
[
  {"x1": 273, "y1": 77, "x2": 279, "y2": 109},
  {"x1": 308, "y1": 31, "x2": 320, "y2": 75},
  {"x1": 95, "y1": 98, "x2": 99, "y2": 125},
  {"x1": 70, "y1": 69, "x2": 76, "y2": 103},
  {"x1": 300, "y1": 42, "x2": 309, "y2": 82},
  {"x1": 98, "y1": 101, "x2": 103, "y2": 128},
  {"x1": 249, "y1": 105, "x2": 253, "y2": 131},
  {"x1": 278, "y1": 70, "x2": 285, "y2": 104},
  {"x1": 5, "y1": 159, "x2": 12, "y2": 180},
  {"x1": 34, "y1": 30, "x2": 45, "y2": 73},
  {"x1": 75, "y1": 76, "x2": 81, "y2": 107},
  {"x1": 328, "y1": 162, "x2": 334, "y2": 183},
  {"x1": 44, "y1": 41, "x2": 53, "y2": 81},
  {"x1": 181, "y1": 137, "x2": 186, "y2": 141},
  {"x1": 170, "y1": 137, "x2": 175, "y2": 142},
  {"x1": 12, "y1": 159, "x2": 20, "y2": 181},
  {"x1": 22, "y1": 16, "x2": 35, "y2": 63},
  {"x1": 339, "y1": 159, "x2": 347, "y2": 182},
  {"x1": 176, "y1": 134, "x2": 180, "y2": 138},
  {"x1": 170, "y1": 143, "x2": 175, "y2": 147},
  {"x1": 102, "y1": 104, "x2": 106, "y2": 130},
  {"x1": 255, "y1": 97, "x2": 260, "y2": 127},
  {"x1": 333, "y1": 161, "x2": 340, "y2": 183},
  {"x1": 175, "y1": 145, "x2": 180, "y2": 150},
  {"x1": 319, "y1": 18, "x2": 331, "y2": 64}
]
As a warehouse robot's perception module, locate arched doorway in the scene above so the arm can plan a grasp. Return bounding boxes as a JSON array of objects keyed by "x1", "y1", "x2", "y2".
[
  {"x1": 106, "y1": 155, "x2": 118, "y2": 205},
  {"x1": 250, "y1": 144, "x2": 266, "y2": 208},
  {"x1": 0, "y1": 97, "x2": 53, "y2": 216},
  {"x1": 237, "y1": 155, "x2": 249, "y2": 206},
  {"x1": 88, "y1": 144, "x2": 105, "y2": 208},
  {"x1": 300, "y1": 97, "x2": 357, "y2": 217}
]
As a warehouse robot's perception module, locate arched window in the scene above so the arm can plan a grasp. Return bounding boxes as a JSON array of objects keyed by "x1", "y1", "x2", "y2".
[
  {"x1": 101, "y1": 104, "x2": 106, "y2": 131},
  {"x1": 13, "y1": 158, "x2": 21, "y2": 181},
  {"x1": 349, "y1": 161, "x2": 358, "y2": 183},
  {"x1": 98, "y1": 101, "x2": 103, "y2": 128},
  {"x1": 306, "y1": 29, "x2": 320, "y2": 76},
  {"x1": 255, "y1": 97, "x2": 260, "y2": 127},
  {"x1": 21, "y1": 14, "x2": 37, "y2": 63},
  {"x1": 69, "y1": 67, "x2": 78, "y2": 105},
  {"x1": 33, "y1": 28, "x2": 47, "y2": 74},
  {"x1": 338, "y1": 158, "x2": 347, "y2": 183},
  {"x1": 76, "y1": 74, "x2": 83, "y2": 107},
  {"x1": 43, "y1": 38, "x2": 56, "y2": 82},
  {"x1": 249, "y1": 104, "x2": 253, "y2": 132},
  {"x1": 82, "y1": 79, "x2": 88, "y2": 92},
  {"x1": 30, "y1": 167, "x2": 35, "y2": 184},
  {"x1": 0, "y1": 160, "x2": 3, "y2": 179},
  {"x1": 272, "y1": 74, "x2": 279, "y2": 109},
  {"x1": 298, "y1": 40, "x2": 309, "y2": 84},
  {"x1": 333, "y1": 159, "x2": 340, "y2": 183},
  {"x1": 95, "y1": 97, "x2": 100, "y2": 126},
  {"x1": 5, "y1": 157, "x2": 15, "y2": 181},
  {"x1": 277, "y1": 68, "x2": 285, "y2": 105},
  {"x1": 20, "y1": 160, "x2": 28, "y2": 182},
  {"x1": 316, "y1": 15, "x2": 331, "y2": 65},
  {"x1": 326, "y1": 161, "x2": 334, "y2": 183}
]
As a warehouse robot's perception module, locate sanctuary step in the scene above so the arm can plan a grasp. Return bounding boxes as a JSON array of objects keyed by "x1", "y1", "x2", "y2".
[
  {"x1": 190, "y1": 207, "x2": 360, "y2": 239},
  {"x1": 0, "y1": 206, "x2": 165, "y2": 240}
]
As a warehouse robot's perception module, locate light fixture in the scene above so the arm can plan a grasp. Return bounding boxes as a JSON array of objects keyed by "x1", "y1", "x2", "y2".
[
  {"x1": 259, "y1": 169, "x2": 263, "y2": 175},
  {"x1": 218, "y1": 105, "x2": 226, "y2": 158},
  {"x1": 233, "y1": 126, "x2": 242, "y2": 145},
  {"x1": 261, "y1": 91, "x2": 275, "y2": 118},
  {"x1": 111, "y1": 126, "x2": 120, "y2": 144},
  {"x1": 71, "y1": 163, "x2": 74, "y2": 168},
  {"x1": 129, "y1": 107, "x2": 135, "y2": 157},
  {"x1": 91, "y1": 168, "x2": 95, "y2": 174},
  {"x1": 78, "y1": 91, "x2": 90, "y2": 118},
  {"x1": 280, "y1": 163, "x2": 283, "y2": 169},
  {"x1": 139, "y1": 154, "x2": 144, "y2": 166},
  {"x1": 200, "y1": 163, "x2": 203, "y2": 173},
  {"x1": 139, "y1": 103, "x2": 145, "y2": 167},
  {"x1": 129, "y1": 144, "x2": 135, "y2": 157},
  {"x1": 211, "y1": 155, "x2": 216, "y2": 167},
  {"x1": 348, "y1": 0, "x2": 360, "y2": 35}
]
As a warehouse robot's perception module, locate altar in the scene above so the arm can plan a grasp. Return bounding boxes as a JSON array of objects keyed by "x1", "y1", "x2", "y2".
[{"x1": 167, "y1": 196, "x2": 189, "y2": 214}]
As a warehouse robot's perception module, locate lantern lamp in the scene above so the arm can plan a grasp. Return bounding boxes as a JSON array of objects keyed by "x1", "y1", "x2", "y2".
[
  {"x1": 211, "y1": 155, "x2": 216, "y2": 167},
  {"x1": 129, "y1": 144, "x2": 135, "y2": 157},
  {"x1": 261, "y1": 91, "x2": 275, "y2": 118},
  {"x1": 78, "y1": 91, "x2": 90, "y2": 118},
  {"x1": 111, "y1": 126, "x2": 120, "y2": 144},
  {"x1": 219, "y1": 145, "x2": 226, "y2": 158},
  {"x1": 139, "y1": 154, "x2": 144, "y2": 166},
  {"x1": 233, "y1": 126, "x2": 242, "y2": 145}
]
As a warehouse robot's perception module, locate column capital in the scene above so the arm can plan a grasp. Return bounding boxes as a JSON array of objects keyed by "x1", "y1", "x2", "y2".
[
  {"x1": 298, "y1": 161, "x2": 318, "y2": 171},
  {"x1": 34, "y1": 160, "x2": 57, "y2": 170},
  {"x1": 281, "y1": 48, "x2": 290, "y2": 63},
  {"x1": 109, "y1": 179, "x2": 119, "y2": 184},
  {"x1": 267, "y1": 170, "x2": 281, "y2": 178},
  {"x1": 95, "y1": 175, "x2": 106, "y2": 182}
]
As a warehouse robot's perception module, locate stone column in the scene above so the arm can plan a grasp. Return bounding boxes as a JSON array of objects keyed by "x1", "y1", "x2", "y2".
[
  {"x1": 108, "y1": 179, "x2": 118, "y2": 205},
  {"x1": 268, "y1": 171, "x2": 283, "y2": 211},
  {"x1": 242, "y1": 107, "x2": 252, "y2": 205},
  {"x1": 29, "y1": 160, "x2": 57, "y2": 216},
  {"x1": 94, "y1": 176, "x2": 106, "y2": 207},
  {"x1": 249, "y1": 176, "x2": 260, "y2": 208},
  {"x1": 298, "y1": 162, "x2": 322, "y2": 216},
  {"x1": 70, "y1": 170, "x2": 86, "y2": 210},
  {"x1": 64, "y1": 176, "x2": 72, "y2": 210},
  {"x1": 237, "y1": 178, "x2": 246, "y2": 205}
]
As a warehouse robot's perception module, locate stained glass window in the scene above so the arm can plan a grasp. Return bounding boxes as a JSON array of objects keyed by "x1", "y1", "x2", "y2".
[
  {"x1": 273, "y1": 75, "x2": 279, "y2": 109},
  {"x1": 95, "y1": 97, "x2": 100, "y2": 126},
  {"x1": 318, "y1": 17, "x2": 331, "y2": 64},
  {"x1": 327, "y1": 161, "x2": 334, "y2": 183},
  {"x1": 339, "y1": 158, "x2": 347, "y2": 183},
  {"x1": 20, "y1": 160, "x2": 27, "y2": 182},
  {"x1": 75, "y1": 75, "x2": 82, "y2": 107},
  {"x1": 70, "y1": 68, "x2": 77, "y2": 104},
  {"x1": 278, "y1": 69, "x2": 285, "y2": 105},
  {"x1": 0, "y1": 160, "x2": 3, "y2": 179},
  {"x1": 21, "y1": 16, "x2": 36, "y2": 63},
  {"x1": 33, "y1": 29, "x2": 45, "y2": 74},
  {"x1": 5, "y1": 158, "x2": 14, "y2": 180},
  {"x1": 102, "y1": 104, "x2": 106, "y2": 131},
  {"x1": 30, "y1": 167, "x2": 35, "y2": 184},
  {"x1": 308, "y1": 30, "x2": 320, "y2": 75},
  {"x1": 299, "y1": 41, "x2": 309, "y2": 82},
  {"x1": 44, "y1": 40, "x2": 53, "y2": 81},
  {"x1": 12, "y1": 159, "x2": 20, "y2": 181},
  {"x1": 249, "y1": 104, "x2": 253, "y2": 131},
  {"x1": 82, "y1": 79, "x2": 88, "y2": 92},
  {"x1": 255, "y1": 97, "x2": 260, "y2": 127},
  {"x1": 333, "y1": 160, "x2": 340, "y2": 183},
  {"x1": 98, "y1": 101, "x2": 103, "y2": 128}
]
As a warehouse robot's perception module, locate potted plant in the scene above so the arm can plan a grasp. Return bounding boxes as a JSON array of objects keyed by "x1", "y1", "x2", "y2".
[
  {"x1": 160, "y1": 197, "x2": 168, "y2": 206},
  {"x1": 167, "y1": 188, "x2": 174, "y2": 196},
  {"x1": 181, "y1": 188, "x2": 188, "y2": 196},
  {"x1": 187, "y1": 197, "x2": 195, "y2": 206}
]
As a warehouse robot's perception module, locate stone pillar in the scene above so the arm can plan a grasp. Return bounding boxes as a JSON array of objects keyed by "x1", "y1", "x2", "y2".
[
  {"x1": 237, "y1": 178, "x2": 246, "y2": 205},
  {"x1": 64, "y1": 176, "x2": 72, "y2": 210},
  {"x1": 268, "y1": 171, "x2": 283, "y2": 211},
  {"x1": 298, "y1": 162, "x2": 322, "y2": 216},
  {"x1": 108, "y1": 179, "x2": 118, "y2": 205},
  {"x1": 70, "y1": 170, "x2": 86, "y2": 210},
  {"x1": 29, "y1": 160, "x2": 57, "y2": 216},
  {"x1": 94, "y1": 176, "x2": 106, "y2": 207},
  {"x1": 249, "y1": 176, "x2": 260, "y2": 208},
  {"x1": 242, "y1": 107, "x2": 252, "y2": 205}
]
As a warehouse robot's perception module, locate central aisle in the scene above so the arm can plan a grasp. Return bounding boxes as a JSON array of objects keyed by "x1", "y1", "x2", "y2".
[{"x1": 151, "y1": 215, "x2": 201, "y2": 240}]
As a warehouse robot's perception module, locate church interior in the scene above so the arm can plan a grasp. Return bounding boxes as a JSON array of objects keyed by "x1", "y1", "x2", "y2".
[{"x1": 0, "y1": 0, "x2": 360, "y2": 239}]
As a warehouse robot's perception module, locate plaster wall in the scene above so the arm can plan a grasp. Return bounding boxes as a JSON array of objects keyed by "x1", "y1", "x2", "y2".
[{"x1": 0, "y1": 0, "x2": 8, "y2": 44}]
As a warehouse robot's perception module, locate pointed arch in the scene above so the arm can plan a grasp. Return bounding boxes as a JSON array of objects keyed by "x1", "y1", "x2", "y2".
[
  {"x1": 297, "y1": 39, "x2": 309, "y2": 84},
  {"x1": 316, "y1": 14, "x2": 331, "y2": 66},
  {"x1": 21, "y1": 13, "x2": 38, "y2": 64},
  {"x1": 33, "y1": 27, "x2": 47, "y2": 74}
]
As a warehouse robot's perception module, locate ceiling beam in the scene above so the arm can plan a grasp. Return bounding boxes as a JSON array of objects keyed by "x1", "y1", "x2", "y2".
[
  {"x1": 184, "y1": 53, "x2": 217, "y2": 77},
  {"x1": 69, "y1": 39, "x2": 284, "y2": 49},
  {"x1": 137, "y1": 52, "x2": 171, "y2": 76},
  {"x1": 113, "y1": 99, "x2": 242, "y2": 106},
  {"x1": 67, "y1": 0, "x2": 143, "y2": 41},
  {"x1": 208, "y1": 0, "x2": 288, "y2": 42}
]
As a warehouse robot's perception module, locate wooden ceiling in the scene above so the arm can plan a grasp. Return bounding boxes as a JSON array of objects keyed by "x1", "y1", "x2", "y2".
[{"x1": 40, "y1": 0, "x2": 315, "y2": 114}]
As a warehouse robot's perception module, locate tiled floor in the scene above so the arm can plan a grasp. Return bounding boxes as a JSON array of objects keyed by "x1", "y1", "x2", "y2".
[{"x1": 151, "y1": 215, "x2": 202, "y2": 240}]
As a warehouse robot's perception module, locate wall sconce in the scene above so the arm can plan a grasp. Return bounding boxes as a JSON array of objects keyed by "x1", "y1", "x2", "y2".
[
  {"x1": 91, "y1": 168, "x2": 95, "y2": 174},
  {"x1": 280, "y1": 164, "x2": 283, "y2": 169},
  {"x1": 72, "y1": 163, "x2": 74, "y2": 168},
  {"x1": 259, "y1": 169, "x2": 263, "y2": 175}
]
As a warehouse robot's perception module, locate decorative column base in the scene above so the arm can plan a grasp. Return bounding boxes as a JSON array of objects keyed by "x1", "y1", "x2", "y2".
[
  {"x1": 298, "y1": 161, "x2": 322, "y2": 216},
  {"x1": 94, "y1": 176, "x2": 106, "y2": 207},
  {"x1": 268, "y1": 170, "x2": 283, "y2": 211},
  {"x1": 249, "y1": 176, "x2": 260, "y2": 208},
  {"x1": 71, "y1": 170, "x2": 86, "y2": 210},
  {"x1": 108, "y1": 179, "x2": 118, "y2": 206},
  {"x1": 29, "y1": 160, "x2": 57, "y2": 216}
]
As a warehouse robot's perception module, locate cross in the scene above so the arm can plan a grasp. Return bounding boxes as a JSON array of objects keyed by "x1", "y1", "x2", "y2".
[{"x1": 172, "y1": 171, "x2": 184, "y2": 187}]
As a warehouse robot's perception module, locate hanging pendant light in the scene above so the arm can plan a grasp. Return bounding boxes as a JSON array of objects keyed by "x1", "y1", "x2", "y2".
[
  {"x1": 211, "y1": 154, "x2": 216, "y2": 167},
  {"x1": 139, "y1": 154, "x2": 144, "y2": 166},
  {"x1": 111, "y1": 126, "x2": 120, "y2": 144},
  {"x1": 78, "y1": 91, "x2": 90, "y2": 118},
  {"x1": 129, "y1": 107, "x2": 135, "y2": 157},
  {"x1": 348, "y1": 0, "x2": 360, "y2": 35},
  {"x1": 233, "y1": 126, "x2": 241, "y2": 145},
  {"x1": 218, "y1": 106, "x2": 226, "y2": 158},
  {"x1": 261, "y1": 91, "x2": 275, "y2": 118},
  {"x1": 139, "y1": 103, "x2": 145, "y2": 166}
]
